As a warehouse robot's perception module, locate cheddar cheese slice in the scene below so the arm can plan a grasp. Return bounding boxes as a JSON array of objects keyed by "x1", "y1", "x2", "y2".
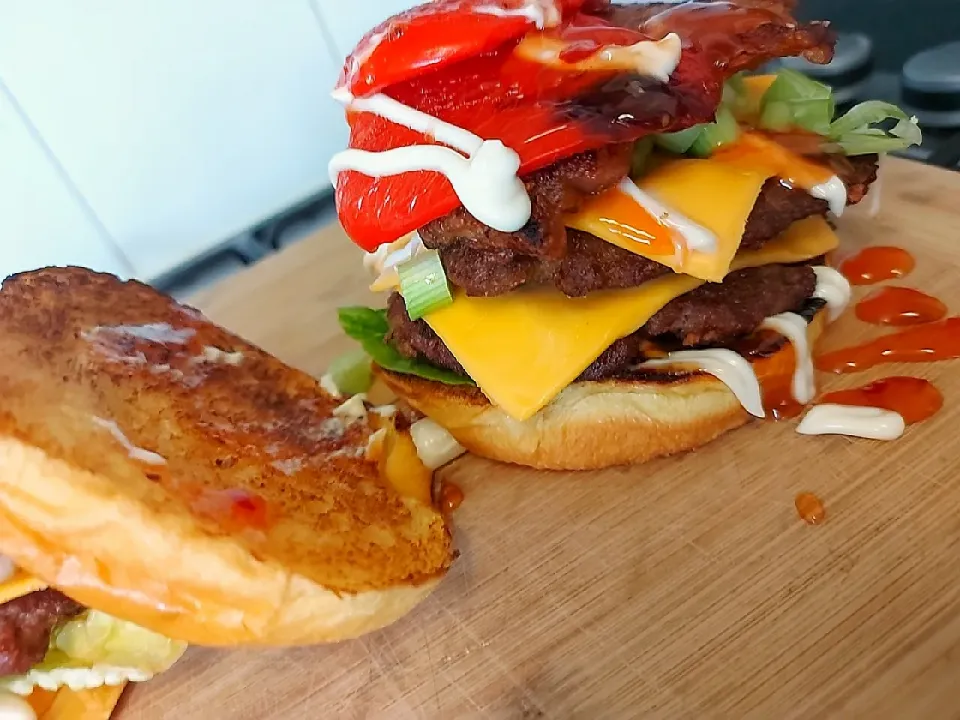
[
  {"x1": 0, "y1": 570, "x2": 47, "y2": 605},
  {"x1": 566, "y1": 157, "x2": 773, "y2": 282},
  {"x1": 424, "y1": 216, "x2": 838, "y2": 421}
]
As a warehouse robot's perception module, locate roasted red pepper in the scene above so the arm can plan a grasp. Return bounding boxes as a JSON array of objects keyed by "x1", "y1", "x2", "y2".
[
  {"x1": 334, "y1": 0, "x2": 834, "y2": 251},
  {"x1": 336, "y1": 0, "x2": 589, "y2": 99}
]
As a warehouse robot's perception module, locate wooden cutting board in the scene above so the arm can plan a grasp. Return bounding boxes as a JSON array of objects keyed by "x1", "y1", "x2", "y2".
[{"x1": 120, "y1": 158, "x2": 960, "y2": 719}]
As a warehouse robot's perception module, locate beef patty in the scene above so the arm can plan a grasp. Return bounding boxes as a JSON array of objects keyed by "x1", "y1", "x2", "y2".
[
  {"x1": 0, "y1": 589, "x2": 85, "y2": 676},
  {"x1": 385, "y1": 264, "x2": 816, "y2": 381},
  {"x1": 422, "y1": 153, "x2": 878, "y2": 298}
]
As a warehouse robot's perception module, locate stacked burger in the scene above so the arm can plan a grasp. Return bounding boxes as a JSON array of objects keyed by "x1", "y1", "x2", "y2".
[{"x1": 332, "y1": 0, "x2": 920, "y2": 469}]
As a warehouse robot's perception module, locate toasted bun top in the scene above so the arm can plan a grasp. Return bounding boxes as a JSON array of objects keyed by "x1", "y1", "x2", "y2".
[{"x1": 0, "y1": 268, "x2": 453, "y2": 645}]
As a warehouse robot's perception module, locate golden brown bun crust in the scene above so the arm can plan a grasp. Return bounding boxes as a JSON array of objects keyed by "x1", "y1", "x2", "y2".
[
  {"x1": 379, "y1": 311, "x2": 827, "y2": 470},
  {"x1": 0, "y1": 268, "x2": 452, "y2": 645}
]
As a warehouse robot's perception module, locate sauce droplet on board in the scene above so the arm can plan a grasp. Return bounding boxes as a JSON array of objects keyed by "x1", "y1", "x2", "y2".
[
  {"x1": 838, "y1": 246, "x2": 915, "y2": 285},
  {"x1": 795, "y1": 492, "x2": 826, "y2": 525},
  {"x1": 816, "y1": 317, "x2": 960, "y2": 373},
  {"x1": 818, "y1": 376, "x2": 943, "y2": 425},
  {"x1": 437, "y1": 481, "x2": 465, "y2": 513},
  {"x1": 855, "y1": 286, "x2": 947, "y2": 326}
]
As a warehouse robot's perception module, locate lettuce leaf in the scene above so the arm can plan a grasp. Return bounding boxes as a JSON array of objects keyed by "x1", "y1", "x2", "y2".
[
  {"x1": 337, "y1": 307, "x2": 475, "y2": 386},
  {"x1": 0, "y1": 610, "x2": 186, "y2": 695}
]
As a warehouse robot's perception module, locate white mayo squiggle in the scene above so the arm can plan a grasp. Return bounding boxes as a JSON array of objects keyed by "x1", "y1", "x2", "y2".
[
  {"x1": 91, "y1": 417, "x2": 166, "y2": 465},
  {"x1": 797, "y1": 405, "x2": 905, "y2": 440},
  {"x1": 637, "y1": 349, "x2": 765, "y2": 418},
  {"x1": 760, "y1": 312, "x2": 815, "y2": 404},
  {"x1": 329, "y1": 93, "x2": 531, "y2": 233},
  {"x1": 812, "y1": 266, "x2": 852, "y2": 321},
  {"x1": 809, "y1": 175, "x2": 848, "y2": 217},
  {"x1": 618, "y1": 177, "x2": 718, "y2": 256}
]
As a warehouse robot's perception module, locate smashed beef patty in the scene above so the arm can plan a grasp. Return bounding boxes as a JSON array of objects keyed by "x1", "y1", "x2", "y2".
[
  {"x1": 0, "y1": 589, "x2": 85, "y2": 676},
  {"x1": 385, "y1": 264, "x2": 816, "y2": 381},
  {"x1": 426, "y1": 153, "x2": 877, "y2": 297}
]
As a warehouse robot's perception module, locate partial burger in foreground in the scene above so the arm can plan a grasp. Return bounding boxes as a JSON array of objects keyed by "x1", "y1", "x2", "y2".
[
  {"x1": 329, "y1": 0, "x2": 920, "y2": 469},
  {"x1": 0, "y1": 268, "x2": 455, "y2": 718}
]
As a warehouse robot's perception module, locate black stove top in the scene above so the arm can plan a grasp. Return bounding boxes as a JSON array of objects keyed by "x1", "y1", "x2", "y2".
[{"x1": 783, "y1": 0, "x2": 960, "y2": 170}]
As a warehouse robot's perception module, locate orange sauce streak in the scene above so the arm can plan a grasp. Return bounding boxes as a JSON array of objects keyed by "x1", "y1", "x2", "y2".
[
  {"x1": 795, "y1": 492, "x2": 826, "y2": 525},
  {"x1": 586, "y1": 186, "x2": 679, "y2": 258},
  {"x1": 838, "y1": 246, "x2": 915, "y2": 285},
  {"x1": 855, "y1": 286, "x2": 947, "y2": 326},
  {"x1": 816, "y1": 317, "x2": 960, "y2": 373},
  {"x1": 737, "y1": 327, "x2": 808, "y2": 420},
  {"x1": 818, "y1": 376, "x2": 943, "y2": 425},
  {"x1": 713, "y1": 131, "x2": 834, "y2": 189},
  {"x1": 438, "y1": 481, "x2": 465, "y2": 514}
]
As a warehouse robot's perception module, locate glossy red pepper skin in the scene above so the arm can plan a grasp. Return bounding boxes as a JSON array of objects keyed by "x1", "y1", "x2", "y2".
[
  {"x1": 334, "y1": 1, "x2": 834, "y2": 251},
  {"x1": 336, "y1": 0, "x2": 589, "y2": 100}
]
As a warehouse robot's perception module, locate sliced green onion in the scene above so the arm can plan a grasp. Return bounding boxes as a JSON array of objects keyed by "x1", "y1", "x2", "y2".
[
  {"x1": 398, "y1": 248, "x2": 453, "y2": 320},
  {"x1": 689, "y1": 106, "x2": 740, "y2": 157},
  {"x1": 329, "y1": 347, "x2": 373, "y2": 395},
  {"x1": 655, "y1": 125, "x2": 704, "y2": 154},
  {"x1": 630, "y1": 137, "x2": 655, "y2": 177},
  {"x1": 828, "y1": 100, "x2": 922, "y2": 155},
  {"x1": 758, "y1": 68, "x2": 834, "y2": 135}
]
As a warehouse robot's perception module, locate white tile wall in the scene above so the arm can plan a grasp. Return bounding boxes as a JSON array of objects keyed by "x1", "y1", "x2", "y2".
[
  {"x1": 0, "y1": 0, "x2": 350, "y2": 281},
  {"x1": 310, "y1": 0, "x2": 417, "y2": 60},
  {"x1": 0, "y1": 79, "x2": 131, "y2": 280}
]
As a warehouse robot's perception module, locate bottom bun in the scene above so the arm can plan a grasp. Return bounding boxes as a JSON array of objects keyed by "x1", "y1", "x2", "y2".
[{"x1": 379, "y1": 310, "x2": 827, "y2": 470}]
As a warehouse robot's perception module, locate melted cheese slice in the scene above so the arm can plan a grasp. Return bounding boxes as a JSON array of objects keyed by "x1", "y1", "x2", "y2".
[
  {"x1": 567, "y1": 157, "x2": 773, "y2": 282},
  {"x1": 424, "y1": 216, "x2": 838, "y2": 421},
  {"x1": 0, "y1": 571, "x2": 47, "y2": 605}
]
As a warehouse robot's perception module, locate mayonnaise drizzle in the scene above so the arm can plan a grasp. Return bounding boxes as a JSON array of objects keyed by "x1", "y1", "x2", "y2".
[
  {"x1": 812, "y1": 266, "x2": 852, "y2": 322},
  {"x1": 637, "y1": 349, "x2": 765, "y2": 417},
  {"x1": 761, "y1": 312, "x2": 816, "y2": 404},
  {"x1": 91, "y1": 417, "x2": 166, "y2": 465},
  {"x1": 474, "y1": 0, "x2": 562, "y2": 29},
  {"x1": 797, "y1": 405, "x2": 905, "y2": 441},
  {"x1": 809, "y1": 175, "x2": 847, "y2": 217},
  {"x1": 813, "y1": 265, "x2": 853, "y2": 322},
  {"x1": 619, "y1": 177, "x2": 718, "y2": 255},
  {"x1": 329, "y1": 93, "x2": 531, "y2": 233}
]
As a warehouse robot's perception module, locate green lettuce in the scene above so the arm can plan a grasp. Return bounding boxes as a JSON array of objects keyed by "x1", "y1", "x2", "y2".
[
  {"x1": 1, "y1": 610, "x2": 186, "y2": 695},
  {"x1": 337, "y1": 307, "x2": 475, "y2": 386}
]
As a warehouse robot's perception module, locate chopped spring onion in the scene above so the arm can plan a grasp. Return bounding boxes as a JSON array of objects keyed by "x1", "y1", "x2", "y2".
[
  {"x1": 630, "y1": 137, "x2": 655, "y2": 177},
  {"x1": 654, "y1": 125, "x2": 704, "y2": 154},
  {"x1": 329, "y1": 348, "x2": 373, "y2": 395},
  {"x1": 398, "y1": 249, "x2": 453, "y2": 320},
  {"x1": 758, "y1": 68, "x2": 834, "y2": 135},
  {"x1": 829, "y1": 100, "x2": 922, "y2": 155},
  {"x1": 689, "y1": 106, "x2": 740, "y2": 157}
]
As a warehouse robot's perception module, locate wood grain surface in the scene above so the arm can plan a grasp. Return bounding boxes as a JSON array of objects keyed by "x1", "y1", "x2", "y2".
[{"x1": 120, "y1": 158, "x2": 960, "y2": 719}]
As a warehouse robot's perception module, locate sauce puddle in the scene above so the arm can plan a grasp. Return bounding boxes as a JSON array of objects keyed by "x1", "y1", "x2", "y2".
[
  {"x1": 815, "y1": 317, "x2": 960, "y2": 373},
  {"x1": 838, "y1": 246, "x2": 915, "y2": 285},
  {"x1": 817, "y1": 377, "x2": 942, "y2": 425},
  {"x1": 855, "y1": 286, "x2": 946, "y2": 326}
]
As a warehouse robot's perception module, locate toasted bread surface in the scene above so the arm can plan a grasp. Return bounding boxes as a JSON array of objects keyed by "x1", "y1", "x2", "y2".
[{"x1": 0, "y1": 268, "x2": 453, "y2": 645}]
